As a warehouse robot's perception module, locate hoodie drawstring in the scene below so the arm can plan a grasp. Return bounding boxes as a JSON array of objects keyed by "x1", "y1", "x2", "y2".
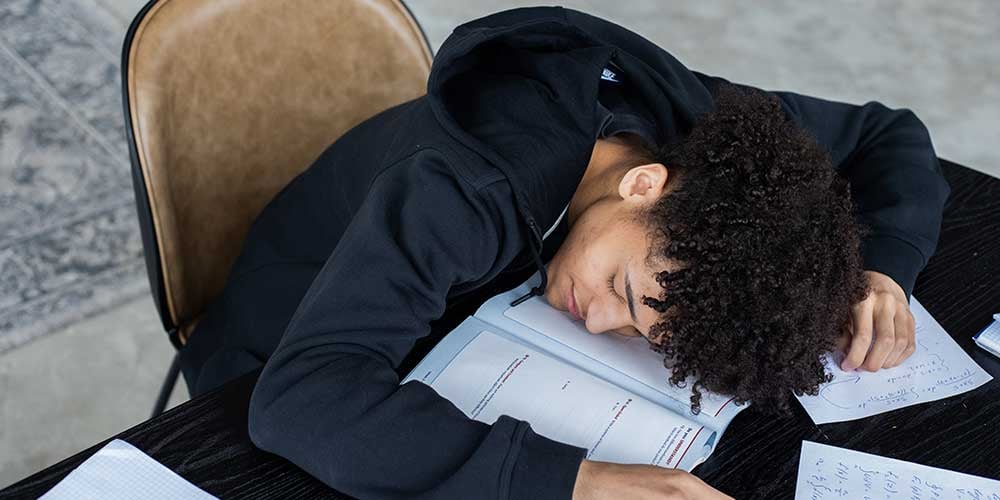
[{"x1": 509, "y1": 237, "x2": 548, "y2": 307}]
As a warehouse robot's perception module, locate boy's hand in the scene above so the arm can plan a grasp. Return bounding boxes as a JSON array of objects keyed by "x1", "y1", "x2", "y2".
[
  {"x1": 840, "y1": 270, "x2": 916, "y2": 372},
  {"x1": 572, "y1": 459, "x2": 733, "y2": 500}
]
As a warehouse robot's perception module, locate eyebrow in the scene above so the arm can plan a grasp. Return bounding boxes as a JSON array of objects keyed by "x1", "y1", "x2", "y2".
[{"x1": 625, "y1": 263, "x2": 637, "y2": 324}]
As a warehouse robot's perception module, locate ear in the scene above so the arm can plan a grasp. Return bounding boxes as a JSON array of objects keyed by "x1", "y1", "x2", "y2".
[{"x1": 618, "y1": 163, "x2": 669, "y2": 205}]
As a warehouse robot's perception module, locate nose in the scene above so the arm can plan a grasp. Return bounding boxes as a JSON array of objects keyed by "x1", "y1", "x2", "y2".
[{"x1": 583, "y1": 297, "x2": 630, "y2": 336}]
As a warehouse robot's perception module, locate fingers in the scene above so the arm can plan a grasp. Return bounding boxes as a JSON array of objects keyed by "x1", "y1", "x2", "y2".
[
  {"x1": 884, "y1": 310, "x2": 916, "y2": 368},
  {"x1": 881, "y1": 311, "x2": 907, "y2": 368},
  {"x1": 843, "y1": 271, "x2": 916, "y2": 372},
  {"x1": 834, "y1": 329, "x2": 851, "y2": 352},
  {"x1": 863, "y1": 305, "x2": 896, "y2": 372},
  {"x1": 841, "y1": 300, "x2": 873, "y2": 371}
]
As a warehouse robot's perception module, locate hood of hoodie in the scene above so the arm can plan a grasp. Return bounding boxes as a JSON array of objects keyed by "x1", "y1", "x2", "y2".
[{"x1": 424, "y1": 6, "x2": 720, "y2": 301}]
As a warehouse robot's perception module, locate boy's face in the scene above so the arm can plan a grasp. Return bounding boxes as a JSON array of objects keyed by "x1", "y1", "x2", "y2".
[{"x1": 543, "y1": 163, "x2": 678, "y2": 344}]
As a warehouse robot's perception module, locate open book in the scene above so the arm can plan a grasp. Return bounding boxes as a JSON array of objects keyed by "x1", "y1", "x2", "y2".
[{"x1": 401, "y1": 268, "x2": 747, "y2": 471}]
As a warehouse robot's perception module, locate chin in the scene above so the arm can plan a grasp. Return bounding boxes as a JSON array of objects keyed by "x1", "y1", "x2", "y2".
[
  {"x1": 541, "y1": 275, "x2": 564, "y2": 310},
  {"x1": 540, "y1": 282, "x2": 555, "y2": 306}
]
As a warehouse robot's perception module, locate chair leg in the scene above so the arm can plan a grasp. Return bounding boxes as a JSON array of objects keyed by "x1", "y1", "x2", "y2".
[{"x1": 152, "y1": 352, "x2": 181, "y2": 418}]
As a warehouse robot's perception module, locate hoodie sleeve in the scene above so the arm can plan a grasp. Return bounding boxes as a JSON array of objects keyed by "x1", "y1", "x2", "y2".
[
  {"x1": 247, "y1": 148, "x2": 587, "y2": 500},
  {"x1": 699, "y1": 73, "x2": 952, "y2": 301},
  {"x1": 776, "y1": 92, "x2": 951, "y2": 302}
]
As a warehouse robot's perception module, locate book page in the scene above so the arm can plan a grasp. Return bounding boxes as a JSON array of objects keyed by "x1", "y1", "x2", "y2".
[
  {"x1": 402, "y1": 316, "x2": 498, "y2": 386},
  {"x1": 474, "y1": 269, "x2": 744, "y2": 429},
  {"x1": 426, "y1": 328, "x2": 715, "y2": 470},
  {"x1": 795, "y1": 441, "x2": 1000, "y2": 499},
  {"x1": 795, "y1": 297, "x2": 992, "y2": 424}
]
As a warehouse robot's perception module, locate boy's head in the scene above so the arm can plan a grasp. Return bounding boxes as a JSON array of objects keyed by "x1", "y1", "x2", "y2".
[{"x1": 544, "y1": 82, "x2": 870, "y2": 413}]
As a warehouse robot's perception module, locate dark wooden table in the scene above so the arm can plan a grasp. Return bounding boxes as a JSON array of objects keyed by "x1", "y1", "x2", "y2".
[{"x1": 3, "y1": 158, "x2": 998, "y2": 499}]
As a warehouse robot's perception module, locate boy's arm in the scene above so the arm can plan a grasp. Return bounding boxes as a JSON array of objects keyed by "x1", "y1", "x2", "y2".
[
  {"x1": 248, "y1": 149, "x2": 586, "y2": 500},
  {"x1": 762, "y1": 86, "x2": 949, "y2": 302}
]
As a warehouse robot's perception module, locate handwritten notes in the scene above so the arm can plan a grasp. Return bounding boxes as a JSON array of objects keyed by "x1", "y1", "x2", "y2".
[
  {"x1": 795, "y1": 441, "x2": 1000, "y2": 500},
  {"x1": 795, "y1": 297, "x2": 992, "y2": 424}
]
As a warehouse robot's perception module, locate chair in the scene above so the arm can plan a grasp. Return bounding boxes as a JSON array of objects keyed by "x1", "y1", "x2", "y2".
[{"x1": 120, "y1": 0, "x2": 434, "y2": 417}]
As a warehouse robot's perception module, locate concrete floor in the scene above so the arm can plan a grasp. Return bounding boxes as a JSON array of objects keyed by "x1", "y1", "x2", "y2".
[
  {"x1": 1, "y1": 0, "x2": 997, "y2": 489},
  {"x1": 0, "y1": 295, "x2": 185, "y2": 485}
]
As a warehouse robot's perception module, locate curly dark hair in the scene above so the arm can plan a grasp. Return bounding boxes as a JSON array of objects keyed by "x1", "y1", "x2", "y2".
[{"x1": 626, "y1": 82, "x2": 871, "y2": 414}]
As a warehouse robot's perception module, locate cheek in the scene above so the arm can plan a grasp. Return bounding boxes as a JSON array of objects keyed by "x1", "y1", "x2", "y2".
[
  {"x1": 581, "y1": 230, "x2": 616, "y2": 270},
  {"x1": 559, "y1": 212, "x2": 611, "y2": 277},
  {"x1": 573, "y1": 235, "x2": 605, "y2": 279},
  {"x1": 554, "y1": 224, "x2": 590, "y2": 268}
]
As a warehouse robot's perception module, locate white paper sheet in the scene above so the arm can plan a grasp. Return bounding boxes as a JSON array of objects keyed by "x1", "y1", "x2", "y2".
[
  {"x1": 429, "y1": 329, "x2": 714, "y2": 469},
  {"x1": 795, "y1": 441, "x2": 1000, "y2": 500},
  {"x1": 795, "y1": 297, "x2": 992, "y2": 424},
  {"x1": 40, "y1": 439, "x2": 216, "y2": 500}
]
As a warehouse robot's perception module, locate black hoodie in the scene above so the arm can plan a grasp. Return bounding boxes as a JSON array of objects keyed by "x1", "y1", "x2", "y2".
[{"x1": 247, "y1": 6, "x2": 950, "y2": 499}]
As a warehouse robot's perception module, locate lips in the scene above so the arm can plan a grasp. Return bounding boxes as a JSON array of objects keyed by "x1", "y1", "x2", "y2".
[{"x1": 568, "y1": 284, "x2": 583, "y2": 321}]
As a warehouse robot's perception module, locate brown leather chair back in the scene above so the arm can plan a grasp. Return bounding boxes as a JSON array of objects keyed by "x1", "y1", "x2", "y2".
[{"x1": 122, "y1": 0, "x2": 433, "y2": 346}]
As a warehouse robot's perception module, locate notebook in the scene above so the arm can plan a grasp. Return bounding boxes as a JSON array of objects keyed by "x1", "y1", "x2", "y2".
[{"x1": 401, "y1": 268, "x2": 747, "y2": 471}]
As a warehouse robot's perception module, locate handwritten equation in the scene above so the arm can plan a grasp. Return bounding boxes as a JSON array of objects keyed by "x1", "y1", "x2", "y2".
[
  {"x1": 796, "y1": 441, "x2": 1000, "y2": 500},
  {"x1": 795, "y1": 297, "x2": 992, "y2": 424}
]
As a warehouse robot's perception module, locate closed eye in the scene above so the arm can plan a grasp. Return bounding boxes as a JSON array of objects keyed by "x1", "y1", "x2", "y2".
[
  {"x1": 606, "y1": 273, "x2": 624, "y2": 303},
  {"x1": 608, "y1": 273, "x2": 641, "y2": 337}
]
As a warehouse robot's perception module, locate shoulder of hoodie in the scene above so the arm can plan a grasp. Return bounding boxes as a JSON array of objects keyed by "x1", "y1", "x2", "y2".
[
  {"x1": 372, "y1": 143, "x2": 525, "y2": 268},
  {"x1": 370, "y1": 96, "x2": 514, "y2": 197},
  {"x1": 377, "y1": 142, "x2": 511, "y2": 199},
  {"x1": 362, "y1": 113, "x2": 517, "y2": 244}
]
